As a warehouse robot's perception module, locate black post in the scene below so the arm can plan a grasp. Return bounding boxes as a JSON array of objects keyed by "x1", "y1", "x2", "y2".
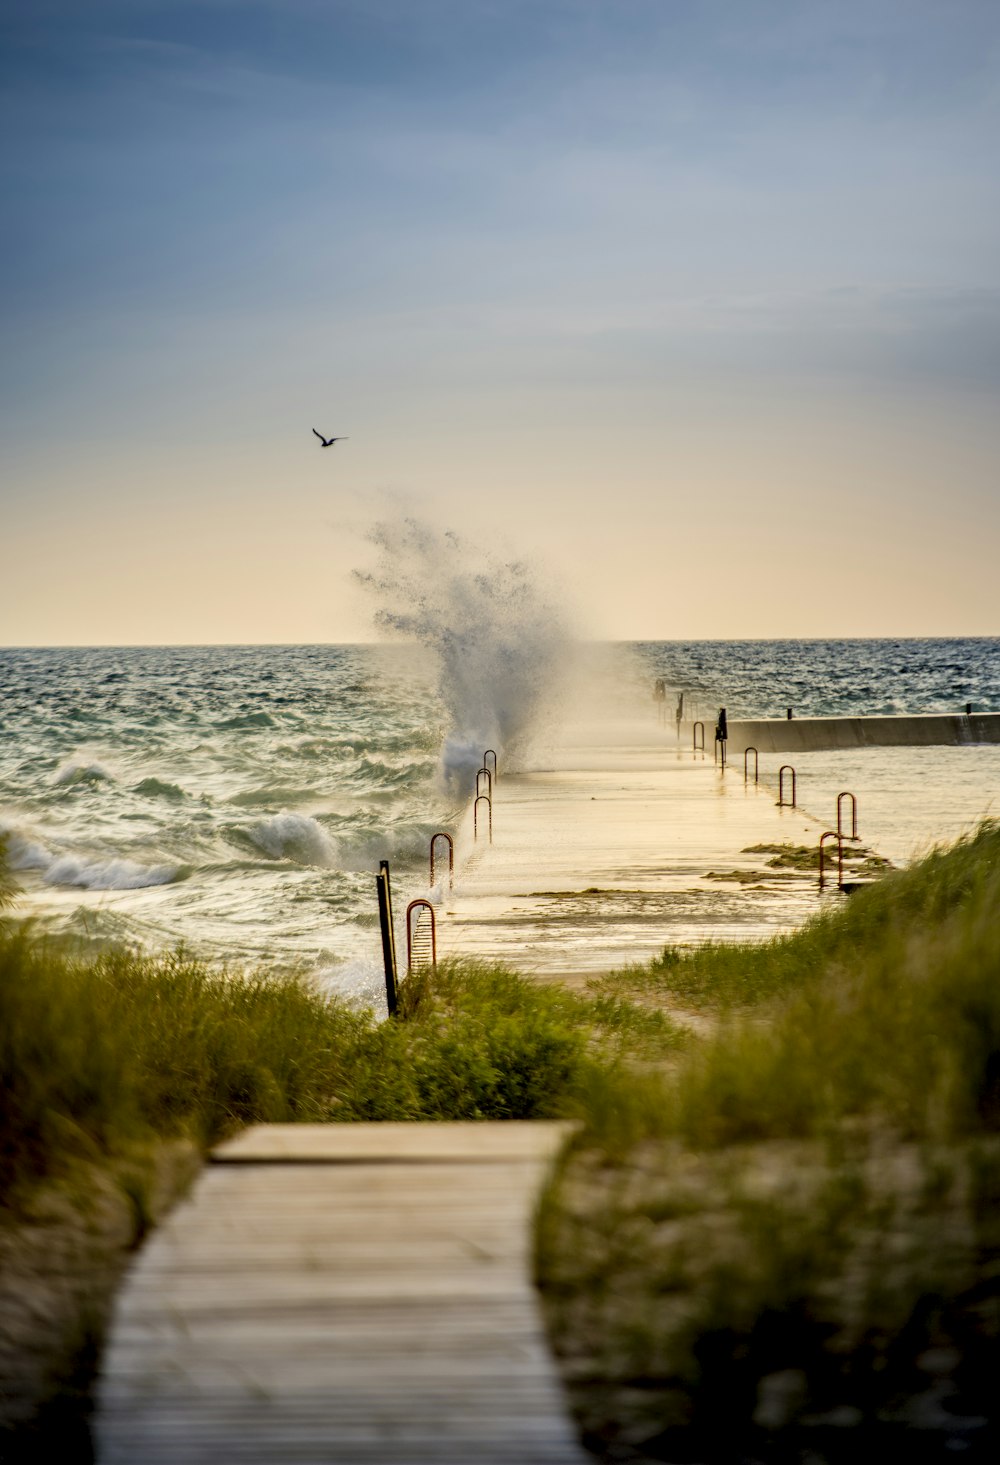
[
  {"x1": 380, "y1": 859, "x2": 396, "y2": 943},
  {"x1": 376, "y1": 863, "x2": 398, "y2": 1016}
]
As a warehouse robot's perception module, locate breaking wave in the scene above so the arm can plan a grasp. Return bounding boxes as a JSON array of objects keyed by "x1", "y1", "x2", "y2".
[
  {"x1": 54, "y1": 759, "x2": 115, "y2": 786},
  {"x1": 356, "y1": 517, "x2": 570, "y2": 791},
  {"x1": 241, "y1": 812, "x2": 340, "y2": 867},
  {"x1": 1, "y1": 822, "x2": 179, "y2": 890},
  {"x1": 132, "y1": 777, "x2": 187, "y2": 801},
  {"x1": 44, "y1": 856, "x2": 180, "y2": 890}
]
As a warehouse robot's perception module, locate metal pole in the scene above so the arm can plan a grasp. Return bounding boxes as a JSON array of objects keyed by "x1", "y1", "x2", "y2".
[{"x1": 376, "y1": 863, "x2": 398, "y2": 1016}]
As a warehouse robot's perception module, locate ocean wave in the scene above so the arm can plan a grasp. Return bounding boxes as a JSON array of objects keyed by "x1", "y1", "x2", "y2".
[
  {"x1": 332, "y1": 821, "x2": 444, "y2": 872},
  {"x1": 54, "y1": 759, "x2": 115, "y2": 786},
  {"x1": 335, "y1": 756, "x2": 436, "y2": 796},
  {"x1": 132, "y1": 777, "x2": 187, "y2": 801},
  {"x1": 228, "y1": 785, "x2": 316, "y2": 809},
  {"x1": 240, "y1": 812, "x2": 340, "y2": 867},
  {"x1": 43, "y1": 855, "x2": 180, "y2": 890},
  {"x1": 283, "y1": 732, "x2": 440, "y2": 760},
  {"x1": 1, "y1": 822, "x2": 179, "y2": 890},
  {"x1": 214, "y1": 711, "x2": 275, "y2": 730},
  {"x1": 1, "y1": 825, "x2": 54, "y2": 875}
]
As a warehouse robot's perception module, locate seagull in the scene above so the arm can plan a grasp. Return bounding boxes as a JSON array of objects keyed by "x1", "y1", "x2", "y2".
[{"x1": 312, "y1": 429, "x2": 348, "y2": 448}]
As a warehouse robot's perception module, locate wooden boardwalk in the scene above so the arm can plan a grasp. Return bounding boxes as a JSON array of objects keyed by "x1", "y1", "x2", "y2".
[{"x1": 94, "y1": 1122, "x2": 588, "y2": 1464}]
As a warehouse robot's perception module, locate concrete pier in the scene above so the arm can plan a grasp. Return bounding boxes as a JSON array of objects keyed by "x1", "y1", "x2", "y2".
[{"x1": 439, "y1": 711, "x2": 827, "y2": 981}]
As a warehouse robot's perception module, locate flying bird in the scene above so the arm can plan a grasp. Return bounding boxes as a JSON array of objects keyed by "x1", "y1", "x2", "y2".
[{"x1": 312, "y1": 429, "x2": 348, "y2": 447}]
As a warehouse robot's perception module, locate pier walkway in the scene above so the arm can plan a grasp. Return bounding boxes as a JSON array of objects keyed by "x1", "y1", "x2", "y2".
[
  {"x1": 94, "y1": 1122, "x2": 586, "y2": 1464},
  {"x1": 439, "y1": 710, "x2": 827, "y2": 981}
]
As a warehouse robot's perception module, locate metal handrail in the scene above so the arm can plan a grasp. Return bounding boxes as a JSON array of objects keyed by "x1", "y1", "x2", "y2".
[
  {"x1": 693, "y1": 721, "x2": 705, "y2": 753},
  {"x1": 778, "y1": 764, "x2": 797, "y2": 807},
  {"x1": 837, "y1": 791, "x2": 859, "y2": 841},
  {"x1": 474, "y1": 794, "x2": 492, "y2": 843},
  {"x1": 744, "y1": 746, "x2": 759, "y2": 784},
  {"x1": 476, "y1": 767, "x2": 492, "y2": 799},
  {"x1": 405, "y1": 898, "x2": 437, "y2": 971},
  {"x1": 429, "y1": 831, "x2": 454, "y2": 889},
  {"x1": 819, "y1": 831, "x2": 843, "y2": 891},
  {"x1": 483, "y1": 749, "x2": 498, "y2": 781}
]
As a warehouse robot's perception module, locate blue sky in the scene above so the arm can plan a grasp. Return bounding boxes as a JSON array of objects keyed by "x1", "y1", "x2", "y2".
[{"x1": 3, "y1": 0, "x2": 999, "y2": 643}]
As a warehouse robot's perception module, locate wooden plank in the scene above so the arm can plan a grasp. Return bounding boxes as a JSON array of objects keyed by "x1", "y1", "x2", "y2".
[
  {"x1": 94, "y1": 1123, "x2": 587, "y2": 1464},
  {"x1": 212, "y1": 1120, "x2": 576, "y2": 1164}
]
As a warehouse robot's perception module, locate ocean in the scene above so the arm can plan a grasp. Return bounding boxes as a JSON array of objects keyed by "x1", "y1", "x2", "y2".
[{"x1": 2, "y1": 637, "x2": 998, "y2": 1002}]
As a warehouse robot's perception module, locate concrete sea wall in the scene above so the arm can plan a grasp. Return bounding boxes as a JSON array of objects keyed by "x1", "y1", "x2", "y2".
[{"x1": 718, "y1": 713, "x2": 1000, "y2": 755}]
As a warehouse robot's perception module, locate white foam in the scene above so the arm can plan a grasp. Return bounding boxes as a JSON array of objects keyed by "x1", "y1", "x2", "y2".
[
  {"x1": 54, "y1": 758, "x2": 116, "y2": 786},
  {"x1": 1, "y1": 819, "x2": 178, "y2": 891},
  {"x1": 313, "y1": 955, "x2": 388, "y2": 1014},
  {"x1": 357, "y1": 517, "x2": 571, "y2": 792},
  {"x1": 43, "y1": 855, "x2": 178, "y2": 891},
  {"x1": 1, "y1": 823, "x2": 54, "y2": 874},
  {"x1": 246, "y1": 812, "x2": 340, "y2": 867}
]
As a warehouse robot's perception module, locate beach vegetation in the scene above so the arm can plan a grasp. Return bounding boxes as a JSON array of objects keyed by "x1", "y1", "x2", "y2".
[
  {"x1": 0, "y1": 924, "x2": 684, "y2": 1211},
  {"x1": 0, "y1": 892, "x2": 680, "y2": 1447},
  {"x1": 5, "y1": 825, "x2": 1000, "y2": 1456},
  {"x1": 0, "y1": 834, "x2": 18, "y2": 915},
  {"x1": 537, "y1": 820, "x2": 1000, "y2": 1459}
]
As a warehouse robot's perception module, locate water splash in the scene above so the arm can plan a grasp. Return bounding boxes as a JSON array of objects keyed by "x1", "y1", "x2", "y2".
[{"x1": 356, "y1": 518, "x2": 570, "y2": 790}]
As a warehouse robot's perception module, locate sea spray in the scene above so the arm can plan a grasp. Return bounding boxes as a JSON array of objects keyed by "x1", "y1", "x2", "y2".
[{"x1": 356, "y1": 518, "x2": 571, "y2": 791}]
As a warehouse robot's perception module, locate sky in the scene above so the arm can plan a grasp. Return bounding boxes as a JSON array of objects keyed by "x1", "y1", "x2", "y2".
[{"x1": 2, "y1": 0, "x2": 998, "y2": 645}]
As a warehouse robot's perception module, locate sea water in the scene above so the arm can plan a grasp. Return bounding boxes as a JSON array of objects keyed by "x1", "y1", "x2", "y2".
[
  {"x1": 2, "y1": 637, "x2": 998, "y2": 998},
  {"x1": 635, "y1": 638, "x2": 1000, "y2": 865}
]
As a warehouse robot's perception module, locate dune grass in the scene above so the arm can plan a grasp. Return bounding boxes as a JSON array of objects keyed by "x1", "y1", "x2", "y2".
[
  {"x1": 0, "y1": 911, "x2": 686, "y2": 1212},
  {"x1": 5, "y1": 824, "x2": 1000, "y2": 1455},
  {"x1": 537, "y1": 820, "x2": 1000, "y2": 1459},
  {"x1": 0, "y1": 849, "x2": 680, "y2": 1448},
  {"x1": 592, "y1": 817, "x2": 998, "y2": 1015}
]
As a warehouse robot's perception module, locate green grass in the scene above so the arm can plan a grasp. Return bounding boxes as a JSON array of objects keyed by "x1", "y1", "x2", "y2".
[
  {"x1": 537, "y1": 820, "x2": 1000, "y2": 1459},
  {"x1": 6, "y1": 824, "x2": 1000, "y2": 1456},
  {"x1": 0, "y1": 913, "x2": 686, "y2": 1208},
  {"x1": 592, "y1": 818, "x2": 998, "y2": 1014},
  {"x1": 0, "y1": 834, "x2": 18, "y2": 915}
]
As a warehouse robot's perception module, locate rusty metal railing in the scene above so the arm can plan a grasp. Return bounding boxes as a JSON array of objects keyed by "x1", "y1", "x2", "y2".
[
  {"x1": 476, "y1": 767, "x2": 492, "y2": 800},
  {"x1": 406, "y1": 898, "x2": 437, "y2": 971},
  {"x1": 474, "y1": 793, "x2": 492, "y2": 843},
  {"x1": 778, "y1": 764, "x2": 797, "y2": 807},
  {"x1": 483, "y1": 749, "x2": 497, "y2": 781},
  {"x1": 429, "y1": 831, "x2": 454, "y2": 890},
  {"x1": 819, "y1": 831, "x2": 843, "y2": 891},
  {"x1": 837, "y1": 791, "x2": 859, "y2": 842},
  {"x1": 693, "y1": 721, "x2": 705, "y2": 754},
  {"x1": 744, "y1": 746, "x2": 759, "y2": 784}
]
